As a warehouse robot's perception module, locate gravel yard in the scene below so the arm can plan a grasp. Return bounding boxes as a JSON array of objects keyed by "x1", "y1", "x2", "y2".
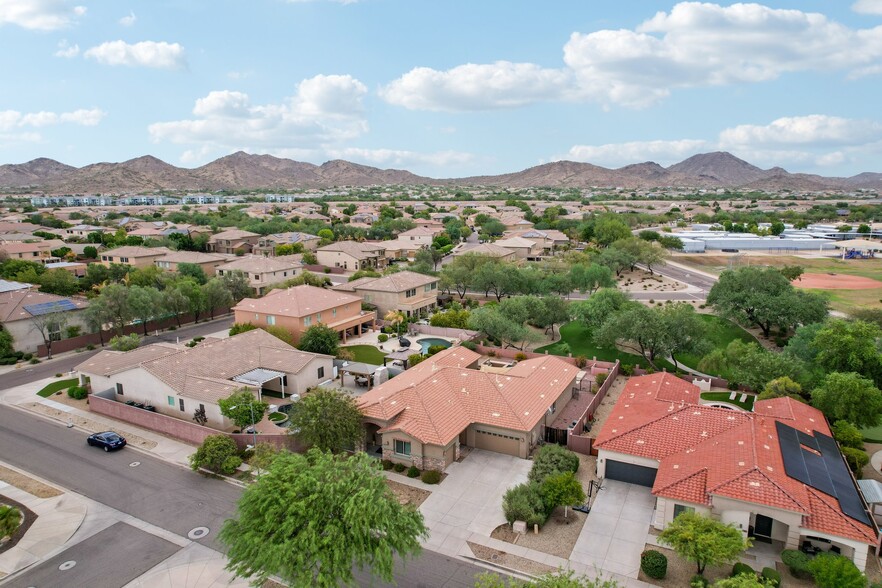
[
  {"x1": 0, "y1": 464, "x2": 61, "y2": 498},
  {"x1": 386, "y1": 479, "x2": 430, "y2": 508},
  {"x1": 468, "y1": 541, "x2": 557, "y2": 576},
  {"x1": 491, "y1": 507, "x2": 587, "y2": 559}
]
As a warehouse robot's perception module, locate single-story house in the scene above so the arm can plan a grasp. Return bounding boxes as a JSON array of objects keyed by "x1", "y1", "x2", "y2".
[
  {"x1": 453, "y1": 243, "x2": 516, "y2": 262},
  {"x1": 492, "y1": 236, "x2": 544, "y2": 259},
  {"x1": 253, "y1": 232, "x2": 321, "y2": 256},
  {"x1": 594, "y1": 373, "x2": 879, "y2": 571},
  {"x1": 331, "y1": 270, "x2": 438, "y2": 318},
  {"x1": 0, "y1": 289, "x2": 89, "y2": 353},
  {"x1": 233, "y1": 284, "x2": 376, "y2": 343},
  {"x1": 358, "y1": 347, "x2": 578, "y2": 470},
  {"x1": 74, "y1": 329, "x2": 335, "y2": 430}
]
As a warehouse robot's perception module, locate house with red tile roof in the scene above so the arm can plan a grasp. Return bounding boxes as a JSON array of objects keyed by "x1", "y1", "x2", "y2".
[
  {"x1": 594, "y1": 373, "x2": 878, "y2": 570},
  {"x1": 358, "y1": 347, "x2": 579, "y2": 471}
]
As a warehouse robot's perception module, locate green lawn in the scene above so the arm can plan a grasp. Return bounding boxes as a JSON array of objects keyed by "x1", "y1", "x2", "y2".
[
  {"x1": 700, "y1": 391, "x2": 755, "y2": 411},
  {"x1": 675, "y1": 315, "x2": 759, "y2": 378},
  {"x1": 861, "y1": 423, "x2": 882, "y2": 443},
  {"x1": 341, "y1": 345, "x2": 387, "y2": 365},
  {"x1": 37, "y1": 378, "x2": 78, "y2": 398},
  {"x1": 535, "y1": 322, "x2": 676, "y2": 371}
]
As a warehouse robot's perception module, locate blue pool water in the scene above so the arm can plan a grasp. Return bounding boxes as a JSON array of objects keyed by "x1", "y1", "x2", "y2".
[{"x1": 418, "y1": 338, "x2": 452, "y2": 354}]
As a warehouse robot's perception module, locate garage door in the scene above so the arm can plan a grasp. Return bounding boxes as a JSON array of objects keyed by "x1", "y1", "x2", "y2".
[
  {"x1": 474, "y1": 429, "x2": 520, "y2": 456},
  {"x1": 605, "y1": 460, "x2": 657, "y2": 487}
]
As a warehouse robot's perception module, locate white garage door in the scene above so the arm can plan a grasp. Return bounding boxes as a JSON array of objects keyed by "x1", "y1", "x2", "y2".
[{"x1": 474, "y1": 429, "x2": 520, "y2": 456}]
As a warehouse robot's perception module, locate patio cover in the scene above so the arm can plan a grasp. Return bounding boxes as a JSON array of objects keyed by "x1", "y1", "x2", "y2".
[
  {"x1": 858, "y1": 479, "x2": 882, "y2": 504},
  {"x1": 383, "y1": 350, "x2": 412, "y2": 364},
  {"x1": 833, "y1": 239, "x2": 882, "y2": 251},
  {"x1": 233, "y1": 368, "x2": 286, "y2": 386},
  {"x1": 339, "y1": 361, "x2": 380, "y2": 375}
]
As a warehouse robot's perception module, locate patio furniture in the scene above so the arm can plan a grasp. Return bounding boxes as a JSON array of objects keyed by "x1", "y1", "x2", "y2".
[
  {"x1": 729, "y1": 391, "x2": 738, "y2": 401},
  {"x1": 739, "y1": 393, "x2": 748, "y2": 403},
  {"x1": 801, "y1": 541, "x2": 819, "y2": 555}
]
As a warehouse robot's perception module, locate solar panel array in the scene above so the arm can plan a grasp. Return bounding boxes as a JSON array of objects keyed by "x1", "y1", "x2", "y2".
[
  {"x1": 23, "y1": 299, "x2": 79, "y2": 316},
  {"x1": 776, "y1": 421, "x2": 871, "y2": 526}
]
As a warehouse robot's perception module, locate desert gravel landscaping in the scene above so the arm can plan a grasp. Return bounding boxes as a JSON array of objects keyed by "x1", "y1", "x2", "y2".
[
  {"x1": 467, "y1": 541, "x2": 557, "y2": 576},
  {"x1": 0, "y1": 464, "x2": 61, "y2": 498}
]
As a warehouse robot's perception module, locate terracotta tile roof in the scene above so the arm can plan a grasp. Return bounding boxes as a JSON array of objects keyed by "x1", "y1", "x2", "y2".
[
  {"x1": 0, "y1": 290, "x2": 89, "y2": 322},
  {"x1": 74, "y1": 344, "x2": 180, "y2": 376},
  {"x1": 358, "y1": 347, "x2": 577, "y2": 447},
  {"x1": 208, "y1": 229, "x2": 260, "y2": 241},
  {"x1": 494, "y1": 236, "x2": 541, "y2": 249},
  {"x1": 233, "y1": 285, "x2": 362, "y2": 317},
  {"x1": 102, "y1": 246, "x2": 172, "y2": 258},
  {"x1": 156, "y1": 251, "x2": 232, "y2": 264},
  {"x1": 317, "y1": 241, "x2": 384, "y2": 259},
  {"x1": 215, "y1": 254, "x2": 303, "y2": 273},
  {"x1": 596, "y1": 374, "x2": 877, "y2": 545},
  {"x1": 260, "y1": 232, "x2": 319, "y2": 244},
  {"x1": 335, "y1": 270, "x2": 436, "y2": 293},
  {"x1": 454, "y1": 243, "x2": 514, "y2": 258}
]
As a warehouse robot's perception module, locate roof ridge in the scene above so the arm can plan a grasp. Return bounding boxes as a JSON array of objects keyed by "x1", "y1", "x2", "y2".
[
  {"x1": 654, "y1": 466, "x2": 709, "y2": 496},
  {"x1": 713, "y1": 467, "x2": 808, "y2": 513},
  {"x1": 805, "y1": 487, "x2": 876, "y2": 542}
]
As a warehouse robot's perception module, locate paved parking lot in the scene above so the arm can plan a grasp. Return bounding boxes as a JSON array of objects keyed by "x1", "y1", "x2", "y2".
[{"x1": 570, "y1": 480, "x2": 656, "y2": 577}]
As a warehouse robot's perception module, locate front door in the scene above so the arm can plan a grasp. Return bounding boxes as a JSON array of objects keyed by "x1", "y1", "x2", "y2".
[{"x1": 753, "y1": 514, "x2": 773, "y2": 543}]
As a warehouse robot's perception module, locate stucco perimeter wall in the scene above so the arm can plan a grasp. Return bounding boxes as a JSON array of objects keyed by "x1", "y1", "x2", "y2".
[{"x1": 89, "y1": 391, "x2": 300, "y2": 451}]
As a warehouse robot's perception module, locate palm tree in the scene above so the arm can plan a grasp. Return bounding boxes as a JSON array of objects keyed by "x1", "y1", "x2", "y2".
[
  {"x1": 0, "y1": 505, "x2": 22, "y2": 539},
  {"x1": 384, "y1": 310, "x2": 405, "y2": 337}
]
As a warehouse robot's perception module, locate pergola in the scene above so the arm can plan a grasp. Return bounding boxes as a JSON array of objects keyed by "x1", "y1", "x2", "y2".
[
  {"x1": 834, "y1": 239, "x2": 882, "y2": 252},
  {"x1": 339, "y1": 361, "x2": 379, "y2": 390},
  {"x1": 232, "y1": 368, "x2": 287, "y2": 401},
  {"x1": 382, "y1": 349, "x2": 413, "y2": 369}
]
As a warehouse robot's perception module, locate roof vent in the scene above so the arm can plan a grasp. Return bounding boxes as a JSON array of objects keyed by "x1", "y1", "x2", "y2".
[
  {"x1": 673, "y1": 464, "x2": 679, "y2": 469},
  {"x1": 738, "y1": 440, "x2": 744, "y2": 445},
  {"x1": 492, "y1": 412, "x2": 500, "y2": 417},
  {"x1": 738, "y1": 461, "x2": 745, "y2": 466},
  {"x1": 749, "y1": 481, "x2": 761, "y2": 488},
  {"x1": 636, "y1": 439, "x2": 645, "y2": 445},
  {"x1": 766, "y1": 466, "x2": 773, "y2": 472}
]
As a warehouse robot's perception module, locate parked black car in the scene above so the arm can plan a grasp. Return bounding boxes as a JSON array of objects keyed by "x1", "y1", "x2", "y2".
[{"x1": 87, "y1": 431, "x2": 127, "y2": 452}]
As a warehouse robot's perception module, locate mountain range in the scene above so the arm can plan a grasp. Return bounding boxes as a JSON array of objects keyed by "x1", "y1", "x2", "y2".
[{"x1": 1, "y1": 151, "x2": 880, "y2": 193}]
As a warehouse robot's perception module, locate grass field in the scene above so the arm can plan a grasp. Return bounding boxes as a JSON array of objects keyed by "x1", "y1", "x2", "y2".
[
  {"x1": 675, "y1": 254, "x2": 882, "y2": 313},
  {"x1": 535, "y1": 321, "x2": 676, "y2": 371},
  {"x1": 340, "y1": 345, "x2": 387, "y2": 365},
  {"x1": 861, "y1": 423, "x2": 882, "y2": 443},
  {"x1": 675, "y1": 315, "x2": 758, "y2": 379},
  {"x1": 36, "y1": 378, "x2": 78, "y2": 398},
  {"x1": 700, "y1": 391, "x2": 755, "y2": 411}
]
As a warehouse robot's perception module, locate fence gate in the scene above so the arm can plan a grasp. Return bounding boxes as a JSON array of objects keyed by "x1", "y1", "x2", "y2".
[{"x1": 544, "y1": 427, "x2": 569, "y2": 445}]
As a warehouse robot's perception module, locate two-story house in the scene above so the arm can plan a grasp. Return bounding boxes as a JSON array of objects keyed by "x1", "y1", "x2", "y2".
[
  {"x1": 0, "y1": 240, "x2": 65, "y2": 264},
  {"x1": 215, "y1": 255, "x2": 303, "y2": 295},
  {"x1": 155, "y1": 251, "x2": 234, "y2": 275},
  {"x1": 206, "y1": 229, "x2": 261, "y2": 255},
  {"x1": 100, "y1": 246, "x2": 172, "y2": 268},
  {"x1": 332, "y1": 270, "x2": 438, "y2": 318},
  {"x1": 232, "y1": 285, "x2": 376, "y2": 343},
  {"x1": 252, "y1": 232, "x2": 321, "y2": 256},
  {"x1": 316, "y1": 241, "x2": 386, "y2": 271}
]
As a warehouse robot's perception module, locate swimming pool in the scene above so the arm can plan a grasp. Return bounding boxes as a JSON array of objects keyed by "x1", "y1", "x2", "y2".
[{"x1": 417, "y1": 337, "x2": 452, "y2": 354}]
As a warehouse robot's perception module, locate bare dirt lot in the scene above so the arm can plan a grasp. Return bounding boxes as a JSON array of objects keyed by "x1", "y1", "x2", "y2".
[
  {"x1": 386, "y1": 479, "x2": 430, "y2": 508},
  {"x1": 468, "y1": 541, "x2": 557, "y2": 576},
  {"x1": 0, "y1": 464, "x2": 61, "y2": 498},
  {"x1": 793, "y1": 272, "x2": 882, "y2": 290}
]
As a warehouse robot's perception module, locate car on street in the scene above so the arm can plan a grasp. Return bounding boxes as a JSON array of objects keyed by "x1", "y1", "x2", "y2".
[{"x1": 87, "y1": 431, "x2": 127, "y2": 452}]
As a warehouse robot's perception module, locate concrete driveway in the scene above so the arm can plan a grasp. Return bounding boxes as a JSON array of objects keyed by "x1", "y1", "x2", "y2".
[
  {"x1": 570, "y1": 480, "x2": 656, "y2": 577},
  {"x1": 418, "y1": 449, "x2": 531, "y2": 556}
]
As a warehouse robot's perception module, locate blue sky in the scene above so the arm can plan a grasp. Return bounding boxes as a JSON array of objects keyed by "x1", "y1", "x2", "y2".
[{"x1": 2, "y1": 0, "x2": 882, "y2": 177}]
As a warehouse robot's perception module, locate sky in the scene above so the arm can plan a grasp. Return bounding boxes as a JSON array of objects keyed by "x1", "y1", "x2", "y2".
[{"x1": 1, "y1": 1, "x2": 882, "y2": 178}]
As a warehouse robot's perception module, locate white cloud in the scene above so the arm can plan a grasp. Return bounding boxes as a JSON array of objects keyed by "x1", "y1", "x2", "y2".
[
  {"x1": 119, "y1": 11, "x2": 136, "y2": 26},
  {"x1": 719, "y1": 115, "x2": 882, "y2": 148},
  {"x1": 149, "y1": 74, "x2": 368, "y2": 151},
  {"x1": 84, "y1": 40, "x2": 186, "y2": 69},
  {"x1": 383, "y1": 2, "x2": 882, "y2": 111},
  {"x1": 0, "y1": 107, "x2": 105, "y2": 131},
  {"x1": 0, "y1": 0, "x2": 85, "y2": 31},
  {"x1": 54, "y1": 39, "x2": 80, "y2": 58},
  {"x1": 380, "y1": 61, "x2": 572, "y2": 111},
  {"x1": 853, "y1": 0, "x2": 882, "y2": 15},
  {"x1": 325, "y1": 147, "x2": 474, "y2": 168},
  {"x1": 565, "y1": 140, "x2": 710, "y2": 167}
]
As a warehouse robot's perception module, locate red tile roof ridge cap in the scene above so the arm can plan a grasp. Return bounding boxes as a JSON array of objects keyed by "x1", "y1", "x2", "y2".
[
  {"x1": 711, "y1": 467, "x2": 808, "y2": 514},
  {"x1": 653, "y1": 466, "x2": 710, "y2": 502}
]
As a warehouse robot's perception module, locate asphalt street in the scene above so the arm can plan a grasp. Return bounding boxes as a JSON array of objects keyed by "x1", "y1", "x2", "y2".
[
  {"x1": 644, "y1": 262, "x2": 718, "y2": 294},
  {"x1": 0, "y1": 406, "x2": 498, "y2": 587},
  {"x1": 7, "y1": 522, "x2": 180, "y2": 588},
  {"x1": 0, "y1": 316, "x2": 234, "y2": 389}
]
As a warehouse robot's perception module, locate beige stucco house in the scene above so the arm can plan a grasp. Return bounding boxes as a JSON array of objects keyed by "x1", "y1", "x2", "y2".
[
  {"x1": 253, "y1": 232, "x2": 321, "y2": 256},
  {"x1": 100, "y1": 246, "x2": 172, "y2": 268},
  {"x1": 332, "y1": 270, "x2": 438, "y2": 318},
  {"x1": 358, "y1": 347, "x2": 578, "y2": 470},
  {"x1": 316, "y1": 241, "x2": 386, "y2": 271},
  {"x1": 155, "y1": 251, "x2": 234, "y2": 275},
  {"x1": 0, "y1": 289, "x2": 89, "y2": 354},
  {"x1": 493, "y1": 236, "x2": 544, "y2": 259},
  {"x1": 74, "y1": 329, "x2": 334, "y2": 430},
  {"x1": 206, "y1": 229, "x2": 261, "y2": 255},
  {"x1": 232, "y1": 284, "x2": 376, "y2": 343},
  {"x1": 215, "y1": 255, "x2": 303, "y2": 295}
]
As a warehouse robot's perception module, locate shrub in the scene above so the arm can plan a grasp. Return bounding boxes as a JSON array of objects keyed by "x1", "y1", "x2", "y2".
[
  {"x1": 595, "y1": 373, "x2": 608, "y2": 387},
  {"x1": 641, "y1": 550, "x2": 667, "y2": 579},
  {"x1": 575, "y1": 355, "x2": 587, "y2": 368},
  {"x1": 381, "y1": 459, "x2": 393, "y2": 470},
  {"x1": 109, "y1": 333, "x2": 140, "y2": 351},
  {"x1": 85, "y1": 344, "x2": 95, "y2": 350},
  {"x1": 690, "y1": 574, "x2": 709, "y2": 588},
  {"x1": 502, "y1": 482, "x2": 546, "y2": 527},
  {"x1": 620, "y1": 364, "x2": 634, "y2": 376},
  {"x1": 427, "y1": 345, "x2": 446, "y2": 356},
  {"x1": 189, "y1": 435, "x2": 242, "y2": 475},
  {"x1": 67, "y1": 386, "x2": 88, "y2": 399},
  {"x1": 728, "y1": 381, "x2": 740, "y2": 391},
  {"x1": 648, "y1": 299, "x2": 655, "y2": 304},
  {"x1": 22, "y1": 353, "x2": 33, "y2": 360},
  {"x1": 487, "y1": 349, "x2": 496, "y2": 357},
  {"x1": 760, "y1": 567, "x2": 780, "y2": 587},
  {"x1": 378, "y1": 334, "x2": 388, "y2": 343},
  {"x1": 461, "y1": 341, "x2": 477, "y2": 351},
  {"x1": 55, "y1": 372, "x2": 63, "y2": 377},
  {"x1": 780, "y1": 549, "x2": 811, "y2": 578},
  {"x1": 408, "y1": 353, "x2": 426, "y2": 367},
  {"x1": 841, "y1": 447, "x2": 869, "y2": 477},
  {"x1": 731, "y1": 562, "x2": 755, "y2": 578},
  {"x1": 407, "y1": 465, "x2": 420, "y2": 478},
  {"x1": 514, "y1": 352, "x2": 527, "y2": 361},
  {"x1": 393, "y1": 463, "x2": 406, "y2": 473},
  {"x1": 239, "y1": 448, "x2": 255, "y2": 462},
  {"x1": 808, "y1": 553, "x2": 866, "y2": 588},
  {"x1": 421, "y1": 470, "x2": 442, "y2": 484},
  {"x1": 29, "y1": 358, "x2": 39, "y2": 364},
  {"x1": 528, "y1": 444, "x2": 580, "y2": 484}
]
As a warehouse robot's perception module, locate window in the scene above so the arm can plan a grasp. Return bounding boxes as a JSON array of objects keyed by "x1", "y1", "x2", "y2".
[
  {"x1": 115, "y1": 383, "x2": 124, "y2": 395},
  {"x1": 121, "y1": 257, "x2": 129, "y2": 263},
  {"x1": 405, "y1": 288, "x2": 416, "y2": 297},
  {"x1": 267, "y1": 315, "x2": 276, "y2": 326},
  {"x1": 316, "y1": 313, "x2": 321, "y2": 322},
  {"x1": 364, "y1": 295, "x2": 372, "y2": 303},
  {"x1": 394, "y1": 439, "x2": 411, "y2": 456},
  {"x1": 179, "y1": 398, "x2": 185, "y2": 412},
  {"x1": 673, "y1": 504, "x2": 694, "y2": 518},
  {"x1": 167, "y1": 395, "x2": 175, "y2": 406},
  {"x1": 304, "y1": 316, "x2": 312, "y2": 326},
  {"x1": 332, "y1": 308, "x2": 336, "y2": 317},
  {"x1": 253, "y1": 274, "x2": 260, "y2": 281},
  {"x1": 424, "y1": 283, "x2": 433, "y2": 292},
  {"x1": 254, "y1": 313, "x2": 259, "y2": 320},
  {"x1": 318, "y1": 366, "x2": 325, "y2": 379}
]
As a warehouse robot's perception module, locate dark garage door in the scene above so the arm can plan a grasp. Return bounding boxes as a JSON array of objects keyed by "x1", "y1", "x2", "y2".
[{"x1": 605, "y1": 460, "x2": 657, "y2": 487}]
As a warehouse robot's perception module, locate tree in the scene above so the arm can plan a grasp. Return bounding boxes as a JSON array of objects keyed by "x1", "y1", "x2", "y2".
[
  {"x1": 468, "y1": 305, "x2": 541, "y2": 350},
  {"x1": 349, "y1": 268, "x2": 381, "y2": 282},
  {"x1": 413, "y1": 246, "x2": 443, "y2": 271},
  {"x1": 83, "y1": 245, "x2": 98, "y2": 259},
  {"x1": 0, "y1": 505, "x2": 22, "y2": 539},
  {"x1": 29, "y1": 310, "x2": 71, "y2": 359},
  {"x1": 532, "y1": 296, "x2": 571, "y2": 340},
  {"x1": 97, "y1": 283, "x2": 132, "y2": 335},
  {"x1": 658, "y1": 511, "x2": 751, "y2": 576},
  {"x1": 593, "y1": 215, "x2": 631, "y2": 247},
  {"x1": 657, "y1": 235, "x2": 684, "y2": 251},
  {"x1": 757, "y1": 376, "x2": 804, "y2": 401},
  {"x1": 189, "y1": 434, "x2": 241, "y2": 474},
  {"x1": 177, "y1": 262, "x2": 207, "y2": 285},
  {"x1": 384, "y1": 310, "x2": 405, "y2": 336},
  {"x1": 813, "y1": 320, "x2": 882, "y2": 387},
  {"x1": 569, "y1": 263, "x2": 614, "y2": 294},
  {"x1": 473, "y1": 260, "x2": 521, "y2": 301},
  {"x1": 127, "y1": 265, "x2": 166, "y2": 289},
  {"x1": 38, "y1": 269, "x2": 80, "y2": 296},
  {"x1": 218, "y1": 389, "x2": 269, "y2": 430},
  {"x1": 201, "y1": 278, "x2": 233, "y2": 319},
  {"x1": 780, "y1": 265, "x2": 804, "y2": 281},
  {"x1": 439, "y1": 253, "x2": 489, "y2": 298},
  {"x1": 298, "y1": 324, "x2": 340, "y2": 356},
  {"x1": 711, "y1": 574, "x2": 770, "y2": 588},
  {"x1": 83, "y1": 299, "x2": 111, "y2": 346},
  {"x1": 302, "y1": 250, "x2": 318, "y2": 265},
  {"x1": 220, "y1": 270, "x2": 252, "y2": 301},
  {"x1": 0, "y1": 328, "x2": 13, "y2": 358},
  {"x1": 569, "y1": 288, "x2": 630, "y2": 330},
  {"x1": 661, "y1": 303, "x2": 710, "y2": 369},
  {"x1": 596, "y1": 247, "x2": 633, "y2": 277},
  {"x1": 162, "y1": 285, "x2": 191, "y2": 327},
  {"x1": 540, "y1": 472, "x2": 585, "y2": 518},
  {"x1": 811, "y1": 372, "x2": 882, "y2": 429},
  {"x1": 857, "y1": 223, "x2": 872, "y2": 234},
  {"x1": 109, "y1": 333, "x2": 140, "y2": 351},
  {"x1": 287, "y1": 387, "x2": 363, "y2": 452},
  {"x1": 596, "y1": 304, "x2": 676, "y2": 369},
  {"x1": 429, "y1": 304, "x2": 471, "y2": 329},
  {"x1": 831, "y1": 420, "x2": 864, "y2": 450},
  {"x1": 176, "y1": 278, "x2": 205, "y2": 323},
  {"x1": 806, "y1": 553, "x2": 866, "y2": 588},
  {"x1": 219, "y1": 449, "x2": 427, "y2": 588},
  {"x1": 127, "y1": 285, "x2": 163, "y2": 336}
]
